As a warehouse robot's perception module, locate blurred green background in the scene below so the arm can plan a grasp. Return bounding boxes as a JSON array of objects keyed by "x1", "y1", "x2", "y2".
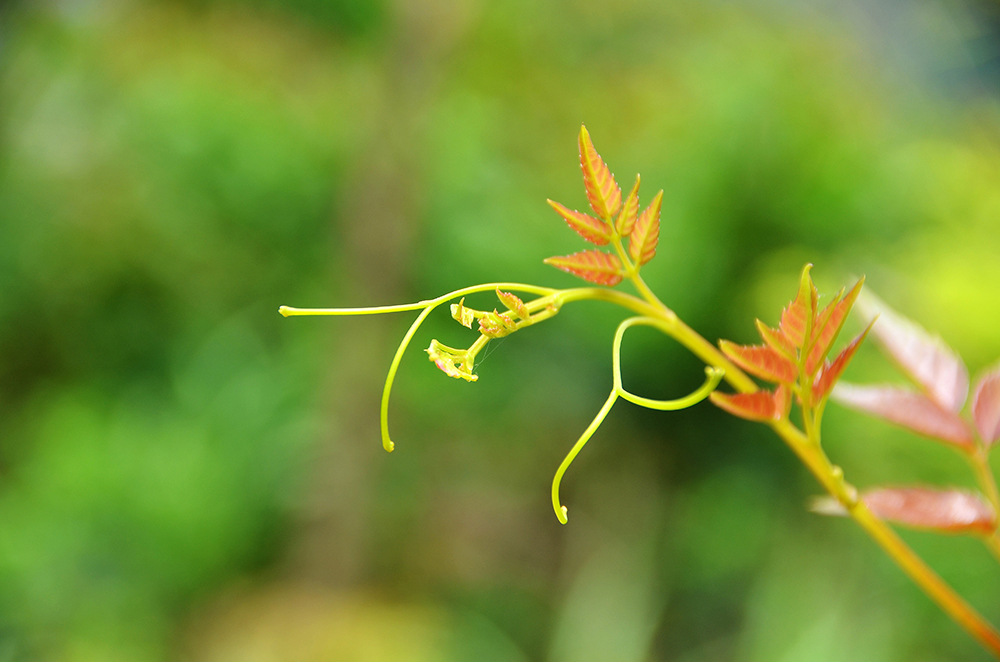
[{"x1": 2, "y1": 0, "x2": 1000, "y2": 660}]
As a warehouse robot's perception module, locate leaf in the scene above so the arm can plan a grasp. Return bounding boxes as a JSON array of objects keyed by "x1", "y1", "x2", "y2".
[
  {"x1": 628, "y1": 190, "x2": 662, "y2": 267},
  {"x1": 856, "y1": 290, "x2": 969, "y2": 413},
  {"x1": 812, "y1": 488, "x2": 996, "y2": 535},
  {"x1": 450, "y1": 297, "x2": 476, "y2": 328},
  {"x1": 579, "y1": 125, "x2": 621, "y2": 220},
  {"x1": 615, "y1": 175, "x2": 641, "y2": 237},
  {"x1": 479, "y1": 310, "x2": 517, "y2": 338},
  {"x1": 755, "y1": 319, "x2": 796, "y2": 358},
  {"x1": 806, "y1": 276, "x2": 865, "y2": 374},
  {"x1": 813, "y1": 319, "x2": 875, "y2": 401},
  {"x1": 546, "y1": 199, "x2": 611, "y2": 246},
  {"x1": 719, "y1": 341, "x2": 797, "y2": 384},
  {"x1": 710, "y1": 390, "x2": 778, "y2": 422},
  {"x1": 496, "y1": 288, "x2": 530, "y2": 321},
  {"x1": 779, "y1": 264, "x2": 817, "y2": 349},
  {"x1": 972, "y1": 363, "x2": 1000, "y2": 446},
  {"x1": 832, "y1": 383, "x2": 975, "y2": 449},
  {"x1": 544, "y1": 250, "x2": 624, "y2": 286},
  {"x1": 866, "y1": 487, "x2": 995, "y2": 535}
]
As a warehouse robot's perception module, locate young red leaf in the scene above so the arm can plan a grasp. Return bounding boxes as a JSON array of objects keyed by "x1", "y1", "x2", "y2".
[
  {"x1": 813, "y1": 319, "x2": 875, "y2": 401},
  {"x1": 719, "y1": 341, "x2": 797, "y2": 384},
  {"x1": 628, "y1": 189, "x2": 662, "y2": 267},
  {"x1": 546, "y1": 199, "x2": 611, "y2": 246},
  {"x1": 496, "y1": 288, "x2": 530, "y2": 321},
  {"x1": 812, "y1": 487, "x2": 996, "y2": 535},
  {"x1": 615, "y1": 175, "x2": 641, "y2": 237},
  {"x1": 866, "y1": 487, "x2": 995, "y2": 535},
  {"x1": 779, "y1": 264, "x2": 817, "y2": 349},
  {"x1": 579, "y1": 125, "x2": 621, "y2": 220},
  {"x1": 972, "y1": 364, "x2": 1000, "y2": 446},
  {"x1": 832, "y1": 383, "x2": 975, "y2": 450},
  {"x1": 710, "y1": 390, "x2": 778, "y2": 422},
  {"x1": 755, "y1": 319, "x2": 796, "y2": 359},
  {"x1": 544, "y1": 250, "x2": 624, "y2": 286},
  {"x1": 806, "y1": 277, "x2": 865, "y2": 374},
  {"x1": 856, "y1": 291, "x2": 969, "y2": 413},
  {"x1": 774, "y1": 383, "x2": 792, "y2": 419}
]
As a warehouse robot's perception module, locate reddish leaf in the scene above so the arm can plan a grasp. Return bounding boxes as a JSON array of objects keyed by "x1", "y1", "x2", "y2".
[
  {"x1": 813, "y1": 319, "x2": 875, "y2": 401},
  {"x1": 710, "y1": 390, "x2": 778, "y2": 422},
  {"x1": 546, "y1": 199, "x2": 611, "y2": 246},
  {"x1": 973, "y1": 364, "x2": 1000, "y2": 446},
  {"x1": 866, "y1": 487, "x2": 995, "y2": 535},
  {"x1": 812, "y1": 488, "x2": 996, "y2": 535},
  {"x1": 779, "y1": 264, "x2": 817, "y2": 349},
  {"x1": 615, "y1": 175, "x2": 641, "y2": 237},
  {"x1": 832, "y1": 383, "x2": 975, "y2": 449},
  {"x1": 856, "y1": 291, "x2": 969, "y2": 413},
  {"x1": 774, "y1": 383, "x2": 792, "y2": 419},
  {"x1": 579, "y1": 125, "x2": 621, "y2": 220},
  {"x1": 720, "y1": 341, "x2": 797, "y2": 384},
  {"x1": 496, "y1": 288, "x2": 530, "y2": 321},
  {"x1": 628, "y1": 190, "x2": 662, "y2": 267},
  {"x1": 755, "y1": 320, "x2": 796, "y2": 358},
  {"x1": 806, "y1": 277, "x2": 865, "y2": 374},
  {"x1": 544, "y1": 250, "x2": 624, "y2": 286}
]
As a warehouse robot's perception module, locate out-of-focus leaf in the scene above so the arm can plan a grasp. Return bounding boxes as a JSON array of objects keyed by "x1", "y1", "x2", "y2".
[
  {"x1": 779, "y1": 264, "x2": 817, "y2": 349},
  {"x1": 544, "y1": 250, "x2": 624, "y2": 286},
  {"x1": 774, "y1": 384, "x2": 792, "y2": 419},
  {"x1": 755, "y1": 319, "x2": 796, "y2": 359},
  {"x1": 719, "y1": 341, "x2": 797, "y2": 384},
  {"x1": 578, "y1": 125, "x2": 621, "y2": 220},
  {"x1": 496, "y1": 288, "x2": 530, "y2": 321},
  {"x1": 832, "y1": 383, "x2": 975, "y2": 449},
  {"x1": 546, "y1": 199, "x2": 611, "y2": 246},
  {"x1": 615, "y1": 175, "x2": 641, "y2": 237},
  {"x1": 856, "y1": 291, "x2": 969, "y2": 413},
  {"x1": 806, "y1": 277, "x2": 865, "y2": 374},
  {"x1": 810, "y1": 488, "x2": 996, "y2": 535},
  {"x1": 710, "y1": 390, "x2": 779, "y2": 422},
  {"x1": 973, "y1": 364, "x2": 1000, "y2": 446},
  {"x1": 813, "y1": 319, "x2": 874, "y2": 401},
  {"x1": 628, "y1": 190, "x2": 662, "y2": 267}
]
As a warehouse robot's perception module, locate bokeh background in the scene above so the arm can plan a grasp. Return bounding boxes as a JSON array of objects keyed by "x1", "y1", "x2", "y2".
[{"x1": 2, "y1": 0, "x2": 1000, "y2": 660}]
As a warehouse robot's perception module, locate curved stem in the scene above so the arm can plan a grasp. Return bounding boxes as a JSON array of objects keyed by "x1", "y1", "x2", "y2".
[
  {"x1": 612, "y1": 317, "x2": 725, "y2": 410},
  {"x1": 551, "y1": 390, "x2": 618, "y2": 524}
]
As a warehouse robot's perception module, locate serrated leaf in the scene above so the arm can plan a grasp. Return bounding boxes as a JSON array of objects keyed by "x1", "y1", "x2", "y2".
[
  {"x1": 806, "y1": 277, "x2": 865, "y2": 374},
  {"x1": 755, "y1": 319, "x2": 796, "y2": 358},
  {"x1": 856, "y1": 290, "x2": 969, "y2": 413},
  {"x1": 496, "y1": 288, "x2": 530, "y2": 321},
  {"x1": 813, "y1": 319, "x2": 875, "y2": 401},
  {"x1": 546, "y1": 199, "x2": 611, "y2": 246},
  {"x1": 628, "y1": 190, "x2": 662, "y2": 267},
  {"x1": 972, "y1": 364, "x2": 1000, "y2": 446},
  {"x1": 615, "y1": 175, "x2": 641, "y2": 236},
  {"x1": 832, "y1": 383, "x2": 975, "y2": 449},
  {"x1": 811, "y1": 488, "x2": 996, "y2": 535},
  {"x1": 779, "y1": 264, "x2": 817, "y2": 349},
  {"x1": 479, "y1": 310, "x2": 517, "y2": 338},
  {"x1": 774, "y1": 383, "x2": 792, "y2": 419},
  {"x1": 709, "y1": 390, "x2": 778, "y2": 422},
  {"x1": 544, "y1": 250, "x2": 624, "y2": 286},
  {"x1": 579, "y1": 125, "x2": 621, "y2": 220},
  {"x1": 719, "y1": 341, "x2": 797, "y2": 384}
]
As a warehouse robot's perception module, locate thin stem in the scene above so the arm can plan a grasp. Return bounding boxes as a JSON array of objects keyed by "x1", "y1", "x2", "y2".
[{"x1": 552, "y1": 390, "x2": 619, "y2": 524}]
